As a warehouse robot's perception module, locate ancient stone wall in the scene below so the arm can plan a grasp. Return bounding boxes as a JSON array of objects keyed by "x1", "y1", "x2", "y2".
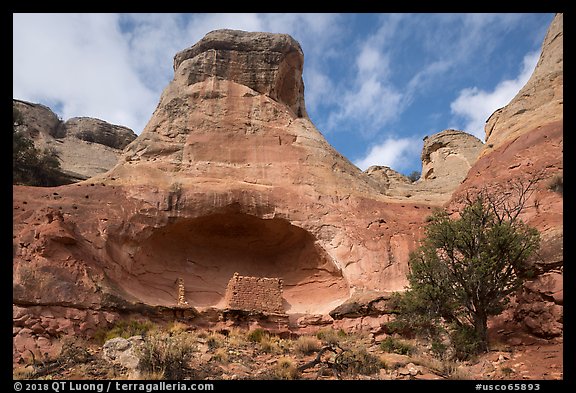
[{"x1": 224, "y1": 273, "x2": 284, "y2": 314}]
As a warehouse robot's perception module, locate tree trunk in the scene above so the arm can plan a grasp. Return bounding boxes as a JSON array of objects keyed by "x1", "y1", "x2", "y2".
[{"x1": 473, "y1": 312, "x2": 489, "y2": 353}]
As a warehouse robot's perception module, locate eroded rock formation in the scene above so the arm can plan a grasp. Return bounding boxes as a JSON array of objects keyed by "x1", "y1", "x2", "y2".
[
  {"x1": 365, "y1": 129, "x2": 483, "y2": 204},
  {"x1": 13, "y1": 99, "x2": 137, "y2": 182},
  {"x1": 13, "y1": 29, "x2": 431, "y2": 363},
  {"x1": 12, "y1": 14, "x2": 563, "y2": 364},
  {"x1": 420, "y1": 129, "x2": 484, "y2": 184}
]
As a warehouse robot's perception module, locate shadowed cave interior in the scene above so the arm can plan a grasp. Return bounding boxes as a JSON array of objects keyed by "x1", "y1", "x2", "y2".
[{"x1": 107, "y1": 212, "x2": 349, "y2": 314}]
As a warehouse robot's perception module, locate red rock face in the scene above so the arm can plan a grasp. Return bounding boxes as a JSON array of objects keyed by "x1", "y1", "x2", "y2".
[
  {"x1": 12, "y1": 30, "x2": 434, "y2": 363},
  {"x1": 13, "y1": 15, "x2": 563, "y2": 364}
]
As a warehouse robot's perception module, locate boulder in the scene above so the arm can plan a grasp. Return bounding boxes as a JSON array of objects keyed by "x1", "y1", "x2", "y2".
[
  {"x1": 329, "y1": 290, "x2": 394, "y2": 319},
  {"x1": 103, "y1": 336, "x2": 140, "y2": 370}
]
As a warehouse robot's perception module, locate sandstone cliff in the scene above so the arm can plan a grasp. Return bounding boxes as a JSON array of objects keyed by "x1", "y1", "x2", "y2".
[
  {"x1": 12, "y1": 16, "x2": 563, "y2": 364},
  {"x1": 13, "y1": 99, "x2": 137, "y2": 181},
  {"x1": 483, "y1": 15, "x2": 563, "y2": 152},
  {"x1": 13, "y1": 30, "x2": 433, "y2": 362},
  {"x1": 449, "y1": 13, "x2": 563, "y2": 338}
]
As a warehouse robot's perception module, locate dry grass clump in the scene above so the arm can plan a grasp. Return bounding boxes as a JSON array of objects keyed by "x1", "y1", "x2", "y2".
[
  {"x1": 294, "y1": 335, "x2": 321, "y2": 355},
  {"x1": 137, "y1": 332, "x2": 196, "y2": 380},
  {"x1": 316, "y1": 328, "x2": 346, "y2": 345},
  {"x1": 410, "y1": 354, "x2": 472, "y2": 379},
  {"x1": 13, "y1": 365, "x2": 34, "y2": 380},
  {"x1": 247, "y1": 328, "x2": 269, "y2": 343},
  {"x1": 166, "y1": 321, "x2": 189, "y2": 335},
  {"x1": 206, "y1": 332, "x2": 226, "y2": 350},
  {"x1": 274, "y1": 357, "x2": 299, "y2": 379},
  {"x1": 340, "y1": 347, "x2": 384, "y2": 376},
  {"x1": 211, "y1": 348, "x2": 229, "y2": 363},
  {"x1": 226, "y1": 328, "x2": 248, "y2": 348},
  {"x1": 444, "y1": 363, "x2": 474, "y2": 380},
  {"x1": 547, "y1": 174, "x2": 563, "y2": 195},
  {"x1": 259, "y1": 335, "x2": 283, "y2": 354}
]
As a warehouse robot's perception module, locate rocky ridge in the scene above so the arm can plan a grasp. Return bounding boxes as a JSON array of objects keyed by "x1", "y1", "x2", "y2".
[
  {"x1": 365, "y1": 129, "x2": 484, "y2": 203},
  {"x1": 13, "y1": 99, "x2": 137, "y2": 181}
]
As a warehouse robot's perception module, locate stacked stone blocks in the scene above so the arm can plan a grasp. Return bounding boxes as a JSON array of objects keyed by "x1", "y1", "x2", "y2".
[{"x1": 224, "y1": 272, "x2": 284, "y2": 314}]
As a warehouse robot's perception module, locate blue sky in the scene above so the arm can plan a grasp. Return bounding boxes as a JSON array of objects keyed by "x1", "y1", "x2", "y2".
[{"x1": 13, "y1": 13, "x2": 554, "y2": 176}]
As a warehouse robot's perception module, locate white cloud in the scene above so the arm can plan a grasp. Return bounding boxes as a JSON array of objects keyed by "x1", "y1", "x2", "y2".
[
  {"x1": 13, "y1": 13, "x2": 158, "y2": 133},
  {"x1": 354, "y1": 136, "x2": 421, "y2": 172},
  {"x1": 357, "y1": 46, "x2": 384, "y2": 75},
  {"x1": 12, "y1": 11, "x2": 548, "y2": 180},
  {"x1": 13, "y1": 13, "x2": 344, "y2": 136},
  {"x1": 303, "y1": 67, "x2": 338, "y2": 113},
  {"x1": 331, "y1": 77, "x2": 403, "y2": 132},
  {"x1": 324, "y1": 15, "x2": 406, "y2": 136},
  {"x1": 450, "y1": 51, "x2": 539, "y2": 139}
]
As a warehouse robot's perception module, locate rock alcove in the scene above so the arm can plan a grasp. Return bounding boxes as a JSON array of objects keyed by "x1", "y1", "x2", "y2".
[{"x1": 105, "y1": 211, "x2": 349, "y2": 314}]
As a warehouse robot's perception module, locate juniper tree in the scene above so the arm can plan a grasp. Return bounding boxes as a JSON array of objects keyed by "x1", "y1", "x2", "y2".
[
  {"x1": 402, "y1": 178, "x2": 541, "y2": 356},
  {"x1": 13, "y1": 107, "x2": 66, "y2": 186}
]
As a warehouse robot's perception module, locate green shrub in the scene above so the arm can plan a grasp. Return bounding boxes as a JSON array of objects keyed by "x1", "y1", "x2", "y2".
[
  {"x1": 405, "y1": 185, "x2": 541, "y2": 354},
  {"x1": 94, "y1": 319, "x2": 156, "y2": 344},
  {"x1": 316, "y1": 328, "x2": 342, "y2": 345},
  {"x1": 379, "y1": 337, "x2": 415, "y2": 355},
  {"x1": 247, "y1": 328, "x2": 269, "y2": 343},
  {"x1": 407, "y1": 171, "x2": 421, "y2": 183},
  {"x1": 13, "y1": 117, "x2": 69, "y2": 187},
  {"x1": 431, "y1": 339, "x2": 448, "y2": 358},
  {"x1": 449, "y1": 325, "x2": 484, "y2": 361}
]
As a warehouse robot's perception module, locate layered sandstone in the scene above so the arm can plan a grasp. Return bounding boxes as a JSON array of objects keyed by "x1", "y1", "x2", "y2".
[
  {"x1": 483, "y1": 14, "x2": 563, "y2": 151},
  {"x1": 420, "y1": 129, "x2": 483, "y2": 183},
  {"x1": 173, "y1": 29, "x2": 307, "y2": 119},
  {"x1": 13, "y1": 99, "x2": 137, "y2": 182},
  {"x1": 97, "y1": 30, "x2": 432, "y2": 312}
]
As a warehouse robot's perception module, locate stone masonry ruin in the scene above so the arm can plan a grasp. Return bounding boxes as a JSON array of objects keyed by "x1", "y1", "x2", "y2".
[{"x1": 224, "y1": 272, "x2": 285, "y2": 314}]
